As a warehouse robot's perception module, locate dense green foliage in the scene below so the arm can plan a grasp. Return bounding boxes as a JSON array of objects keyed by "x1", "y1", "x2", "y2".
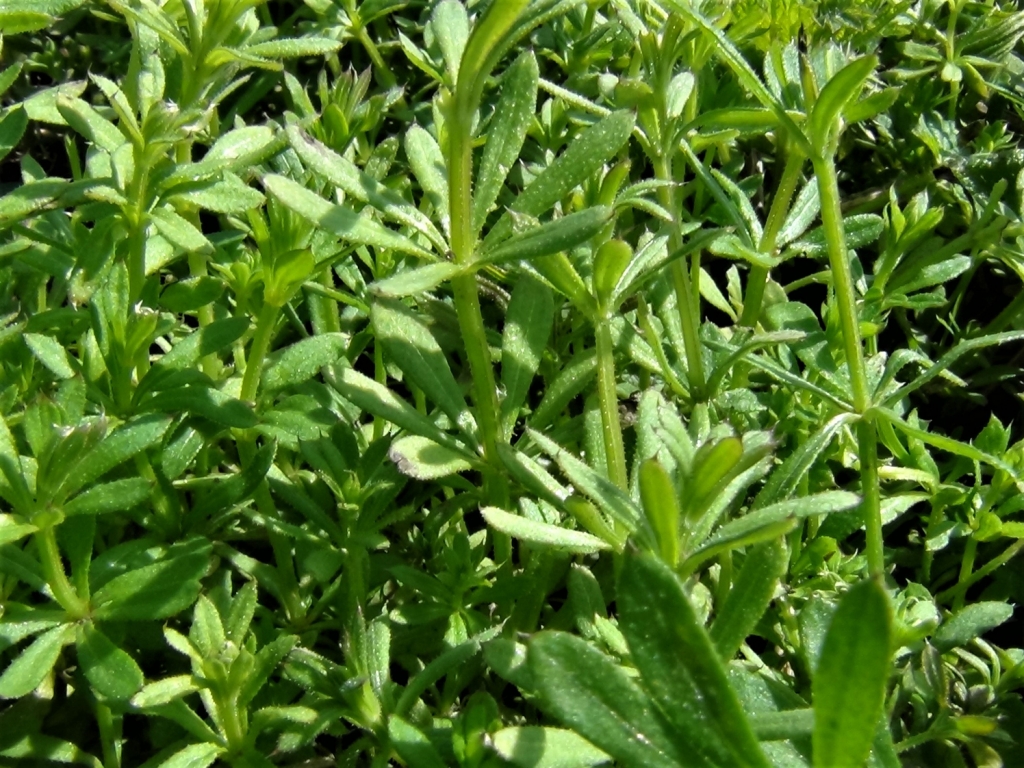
[{"x1": 2, "y1": 0, "x2": 1024, "y2": 766}]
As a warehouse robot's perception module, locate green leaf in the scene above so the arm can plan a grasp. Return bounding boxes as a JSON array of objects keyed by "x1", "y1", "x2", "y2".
[
  {"x1": 131, "y1": 674, "x2": 200, "y2": 708},
  {"x1": 709, "y1": 539, "x2": 788, "y2": 660},
  {"x1": 167, "y1": 172, "x2": 264, "y2": 214},
  {"x1": 659, "y1": 0, "x2": 812, "y2": 155},
  {"x1": 473, "y1": 50, "x2": 539, "y2": 233},
  {"x1": 479, "y1": 206, "x2": 614, "y2": 266},
  {"x1": 263, "y1": 175, "x2": 435, "y2": 260},
  {"x1": 77, "y1": 623, "x2": 144, "y2": 700},
  {"x1": 0, "y1": 624, "x2": 74, "y2": 699},
  {"x1": 158, "y1": 276, "x2": 224, "y2": 313},
  {"x1": 0, "y1": 178, "x2": 70, "y2": 232},
  {"x1": 682, "y1": 491, "x2": 861, "y2": 574},
  {"x1": 807, "y1": 56, "x2": 878, "y2": 154},
  {"x1": 527, "y1": 631, "x2": 684, "y2": 768},
  {"x1": 405, "y1": 124, "x2": 449, "y2": 233},
  {"x1": 481, "y1": 506, "x2": 611, "y2": 554},
  {"x1": 371, "y1": 299, "x2": 473, "y2": 437},
  {"x1": 455, "y1": 0, "x2": 531, "y2": 114},
  {"x1": 0, "y1": 106, "x2": 28, "y2": 164},
  {"x1": 389, "y1": 435, "x2": 474, "y2": 479},
  {"x1": 492, "y1": 726, "x2": 611, "y2": 768},
  {"x1": 142, "y1": 386, "x2": 257, "y2": 428},
  {"x1": 933, "y1": 602, "x2": 1014, "y2": 651},
  {"x1": 153, "y1": 743, "x2": 224, "y2": 768},
  {"x1": 186, "y1": 441, "x2": 276, "y2": 525},
  {"x1": 0, "y1": 734, "x2": 102, "y2": 767},
  {"x1": 432, "y1": 0, "x2": 469, "y2": 81},
  {"x1": 484, "y1": 111, "x2": 635, "y2": 248},
  {"x1": 528, "y1": 429, "x2": 644, "y2": 538},
  {"x1": 371, "y1": 262, "x2": 465, "y2": 298},
  {"x1": 149, "y1": 206, "x2": 213, "y2": 253},
  {"x1": 287, "y1": 125, "x2": 445, "y2": 251},
  {"x1": 56, "y1": 95, "x2": 125, "y2": 153},
  {"x1": 24, "y1": 333, "x2": 76, "y2": 379},
  {"x1": 813, "y1": 579, "x2": 892, "y2": 768},
  {"x1": 262, "y1": 333, "x2": 347, "y2": 391},
  {"x1": 92, "y1": 539, "x2": 211, "y2": 621},
  {"x1": 618, "y1": 552, "x2": 770, "y2": 768},
  {"x1": 331, "y1": 367, "x2": 460, "y2": 451},
  {"x1": 388, "y1": 715, "x2": 448, "y2": 768},
  {"x1": 501, "y1": 275, "x2": 554, "y2": 438},
  {"x1": 639, "y1": 459, "x2": 680, "y2": 567},
  {"x1": 242, "y1": 37, "x2": 342, "y2": 58},
  {"x1": 63, "y1": 477, "x2": 151, "y2": 516},
  {"x1": 0, "y1": 513, "x2": 36, "y2": 545},
  {"x1": 59, "y1": 415, "x2": 170, "y2": 499}
]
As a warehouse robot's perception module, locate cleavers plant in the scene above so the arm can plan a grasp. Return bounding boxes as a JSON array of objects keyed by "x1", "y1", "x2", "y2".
[{"x1": 3, "y1": 1, "x2": 1024, "y2": 767}]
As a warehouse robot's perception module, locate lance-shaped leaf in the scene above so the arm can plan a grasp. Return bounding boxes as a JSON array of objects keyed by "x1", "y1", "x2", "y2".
[
  {"x1": 0, "y1": 623, "x2": 74, "y2": 699},
  {"x1": 812, "y1": 579, "x2": 892, "y2": 768},
  {"x1": 77, "y1": 623, "x2": 145, "y2": 700},
  {"x1": 481, "y1": 506, "x2": 611, "y2": 554},
  {"x1": 681, "y1": 491, "x2": 861, "y2": 575},
  {"x1": 618, "y1": 552, "x2": 771, "y2": 768},
  {"x1": 331, "y1": 367, "x2": 463, "y2": 452},
  {"x1": 371, "y1": 299, "x2": 474, "y2": 438},
  {"x1": 58, "y1": 415, "x2": 170, "y2": 499},
  {"x1": 483, "y1": 111, "x2": 635, "y2": 249},
  {"x1": 263, "y1": 175, "x2": 435, "y2": 260},
  {"x1": 405, "y1": 125, "x2": 450, "y2": 235},
  {"x1": 479, "y1": 206, "x2": 613, "y2": 266},
  {"x1": 371, "y1": 262, "x2": 465, "y2": 298},
  {"x1": 709, "y1": 539, "x2": 788, "y2": 660},
  {"x1": 261, "y1": 333, "x2": 348, "y2": 392},
  {"x1": 528, "y1": 631, "x2": 686, "y2": 768},
  {"x1": 92, "y1": 538, "x2": 211, "y2": 622},
  {"x1": 492, "y1": 727, "x2": 611, "y2": 768},
  {"x1": 806, "y1": 56, "x2": 877, "y2": 154},
  {"x1": 473, "y1": 50, "x2": 539, "y2": 233},
  {"x1": 389, "y1": 435, "x2": 475, "y2": 480},
  {"x1": 286, "y1": 125, "x2": 446, "y2": 252},
  {"x1": 501, "y1": 275, "x2": 554, "y2": 438}
]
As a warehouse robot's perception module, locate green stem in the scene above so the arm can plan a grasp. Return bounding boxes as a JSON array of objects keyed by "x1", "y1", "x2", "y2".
[
  {"x1": 740, "y1": 148, "x2": 805, "y2": 327},
  {"x1": 37, "y1": 526, "x2": 88, "y2": 619},
  {"x1": 813, "y1": 154, "x2": 870, "y2": 412},
  {"x1": 937, "y1": 538, "x2": 1024, "y2": 604},
  {"x1": 814, "y1": 153, "x2": 882, "y2": 577},
  {"x1": 595, "y1": 318, "x2": 628, "y2": 490},
  {"x1": 448, "y1": 105, "x2": 502, "y2": 465},
  {"x1": 240, "y1": 302, "x2": 279, "y2": 403},
  {"x1": 655, "y1": 155, "x2": 706, "y2": 399},
  {"x1": 859, "y1": 421, "x2": 883, "y2": 576},
  {"x1": 451, "y1": 273, "x2": 502, "y2": 464},
  {"x1": 953, "y1": 536, "x2": 978, "y2": 610}
]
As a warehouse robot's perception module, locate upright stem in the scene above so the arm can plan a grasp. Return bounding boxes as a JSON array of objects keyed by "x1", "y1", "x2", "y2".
[
  {"x1": 237, "y1": 301, "x2": 303, "y2": 624},
  {"x1": 814, "y1": 152, "x2": 882, "y2": 577},
  {"x1": 240, "y1": 302, "x2": 279, "y2": 403},
  {"x1": 813, "y1": 154, "x2": 870, "y2": 412},
  {"x1": 37, "y1": 526, "x2": 89, "y2": 619},
  {"x1": 654, "y1": 155, "x2": 706, "y2": 399},
  {"x1": 740, "y1": 148, "x2": 805, "y2": 327},
  {"x1": 595, "y1": 319, "x2": 628, "y2": 490},
  {"x1": 449, "y1": 117, "x2": 502, "y2": 467}
]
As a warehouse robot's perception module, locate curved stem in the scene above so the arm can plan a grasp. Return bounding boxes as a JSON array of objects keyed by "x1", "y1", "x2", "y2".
[
  {"x1": 655, "y1": 154, "x2": 706, "y2": 399},
  {"x1": 240, "y1": 302, "x2": 279, "y2": 404},
  {"x1": 814, "y1": 152, "x2": 882, "y2": 577},
  {"x1": 740, "y1": 147, "x2": 805, "y2": 327},
  {"x1": 595, "y1": 318, "x2": 628, "y2": 490},
  {"x1": 37, "y1": 526, "x2": 88, "y2": 619}
]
